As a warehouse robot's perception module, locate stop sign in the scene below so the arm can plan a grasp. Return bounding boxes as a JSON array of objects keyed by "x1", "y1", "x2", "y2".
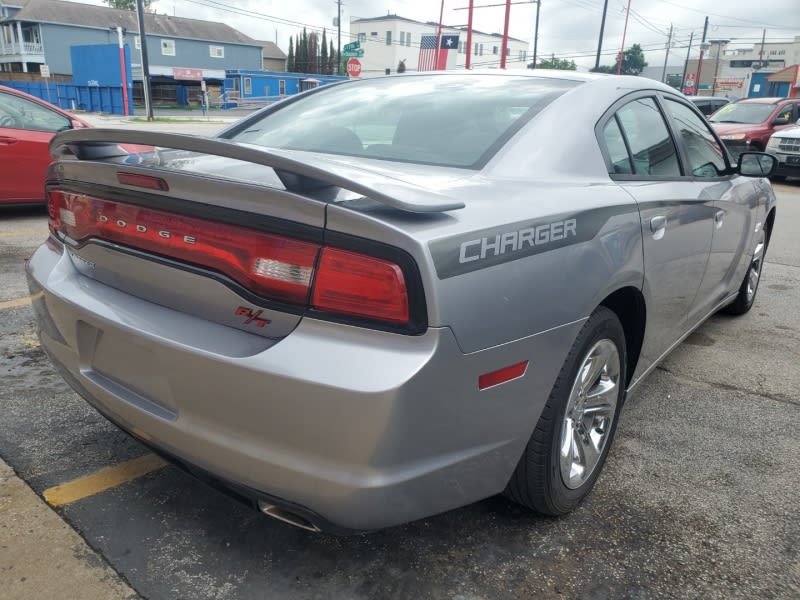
[{"x1": 346, "y1": 58, "x2": 362, "y2": 78}]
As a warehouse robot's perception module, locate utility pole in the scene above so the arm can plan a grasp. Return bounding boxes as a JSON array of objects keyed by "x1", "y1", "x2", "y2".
[
  {"x1": 594, "y1": 0, "x2": 609, "y2": 70},
  {"x1": 135, "y1": 0, "x2": 153, "y2": 121},
  {"x1": 115, "y1": 26, "x2": 129, "y2": 116},
  {"x1": 336, "y1": 0, "x2": 342, "y2": 75},
  {"x1": 758, "y1": 28, "x2": 766, "y2": 67},
  {"x1": 617, "y1": 0, "x2": 632, "y2": 75},
  {"x1": 694, "y1": 16, "x2": 709, "y2": 96},
  {"x1": 434, "y1": 0, "x2": 445, "y2": 70},
  {"x1": 532, "y1": 0, "x2": 540, "y2": 68},
  {"x1": 680, "y1": 30, "x2": 693, "y2": 93},
  {"x1": 465, "y1": 0, "x2": 474, "y2": 69},
  {"x1": 661, "y1": 23, "x2": 673, "y2": 83},
  {"x1": 500, "y1": 0, "x2": 511, "y2": 68}
]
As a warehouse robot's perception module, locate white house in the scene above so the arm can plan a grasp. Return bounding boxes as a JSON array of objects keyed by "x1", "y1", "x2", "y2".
[{"x1": 349, "y1": 15, "x2": 530, "y2": 77}]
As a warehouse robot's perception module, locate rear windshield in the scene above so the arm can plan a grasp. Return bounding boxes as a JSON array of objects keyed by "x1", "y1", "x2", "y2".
[
  {"x1": 226, "y1": 75, "x2": 580, "y2": 169},
  {"x1": 709, "y1": 102, "x2": 775, "y2": 125}
]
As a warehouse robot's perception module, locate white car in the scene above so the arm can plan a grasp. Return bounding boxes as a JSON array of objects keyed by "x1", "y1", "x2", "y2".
[{"x1": 766, "y1": 119, "x2": 800, "y2": 180}]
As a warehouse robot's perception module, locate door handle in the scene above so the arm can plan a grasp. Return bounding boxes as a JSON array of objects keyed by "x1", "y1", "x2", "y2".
[
  {"x1": 650, "y1": 215, "x2": 666, "y2": 233},
  {"x1": 714, "y1": 210, "x2": 725, "y2": 228},
  {"x1": 0, "y1": 136, "x2": 18, "y2": 145}
]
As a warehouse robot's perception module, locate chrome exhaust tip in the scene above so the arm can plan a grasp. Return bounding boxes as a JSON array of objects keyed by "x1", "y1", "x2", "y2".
[{"x1": 257, "y1": 501, "x2": 321, "y2": 533}]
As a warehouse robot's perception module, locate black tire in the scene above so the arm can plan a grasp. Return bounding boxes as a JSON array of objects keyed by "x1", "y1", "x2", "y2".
[
  {"x1": 504, "y1": 307, "x2": 627, "y2": 516},
  {"x1": 723, "y1": 229, "x2": 768, "y2": 316}
]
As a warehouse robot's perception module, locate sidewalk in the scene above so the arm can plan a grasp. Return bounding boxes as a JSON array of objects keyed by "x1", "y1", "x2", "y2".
[{"x1": 0, "y1": 458, "x2": 138, "y2": 600}]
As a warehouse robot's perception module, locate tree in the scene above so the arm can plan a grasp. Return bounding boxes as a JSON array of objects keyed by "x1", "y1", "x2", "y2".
[
  {"x1": 592, "y1": 43, "x2": 648, "y2": 76},
  {"x1": 294, "y1": 35, "x2": 302, "y2": 73},
  {"x1": 531, "y1": 54, "x2": 576, "y2": 70},
  {"x1": 308, "y1": 31, "x2": 319, "y2": 74},
  {"x1": 620, "y1": 43, "x2": 647, "y2": 75},
  {"x1": 320, "y1": 30, "x2": 328, "y2": 75},
  {"x1": 328, "y1": 40, "x2": 336, "y2": 75},
  {"x1": 103, "y1": 0, "x2": 151, "y2": 9},
  {"x1": 300, "y1": 28, "x2": 309, "y2": 73},
  {"x1": 287, "y1": 36, "x2": 295, "y2": 72},
  {"x1": 397, "y1": 59, "x2": 406, "y2": 73}
]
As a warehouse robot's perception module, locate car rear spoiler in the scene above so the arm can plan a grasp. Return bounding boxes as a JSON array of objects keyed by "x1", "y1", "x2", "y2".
[{"x1": 50, "y1": 129, "x2": 465, "y2": 214}]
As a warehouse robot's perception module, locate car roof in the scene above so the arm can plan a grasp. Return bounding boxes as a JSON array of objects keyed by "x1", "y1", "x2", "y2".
[{"x1": 734, "y1": 97, "x2": 786, "y2": 104}]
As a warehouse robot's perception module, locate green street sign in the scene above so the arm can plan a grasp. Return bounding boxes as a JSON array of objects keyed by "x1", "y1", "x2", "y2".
[
  {"x1": 343, "y1": 49, "x2": 364, "y2": 58},
  {"x1": 343, "y1": 41, "x2": 360, "y2": 52}
]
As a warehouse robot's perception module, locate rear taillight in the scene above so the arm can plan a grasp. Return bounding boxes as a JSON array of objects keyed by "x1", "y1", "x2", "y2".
[
  {"x1": 48, "y1": 190, "x2": 420, "y2": 330},
  {"x1": 312, "y1": 248, "x2": 409, "y2": 324}
]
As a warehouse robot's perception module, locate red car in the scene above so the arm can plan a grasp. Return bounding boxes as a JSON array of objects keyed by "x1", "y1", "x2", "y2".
[
  {"x1": 0, "y1": 85, "x2": 91, "y2": 205},
  {"x1": 710, "y1": 96, "x2": 800, "y2": 157}
]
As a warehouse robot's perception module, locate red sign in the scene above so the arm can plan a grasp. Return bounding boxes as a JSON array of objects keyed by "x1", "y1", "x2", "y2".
[
  {"x1": 346, "y1": 58, "x2": 362, "y2": 78},
  {"x1": 173, "y1": 67, "x2": 203, "y2": 81}
]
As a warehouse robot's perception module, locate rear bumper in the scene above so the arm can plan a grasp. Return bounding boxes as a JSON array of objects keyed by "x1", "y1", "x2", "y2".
[{"x1": 26, "y1": 240, "x2": 581, "y2": 531}]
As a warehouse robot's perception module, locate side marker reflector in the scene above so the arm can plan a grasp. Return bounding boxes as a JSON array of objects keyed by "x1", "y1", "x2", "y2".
[{"x1": 479, "y1": 360, "x2": 529, "y2": 390}]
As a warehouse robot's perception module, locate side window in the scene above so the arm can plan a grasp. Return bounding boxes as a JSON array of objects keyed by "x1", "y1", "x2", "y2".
[
  {"x1": 663, "y1": 98, "x2": 727, "y2": 177},
  {"x1": 0, "y1": 91, "x2": 70, "y2": 133},
  {"x1": 602, "y1": 116, "x2": 633, "y2": 174},
  {"x1": 775, "y1": 104, "x2": 793, "y2": 124},
  {"x1": 615, "y1": 97, "x2": 681, "y2": 177}
]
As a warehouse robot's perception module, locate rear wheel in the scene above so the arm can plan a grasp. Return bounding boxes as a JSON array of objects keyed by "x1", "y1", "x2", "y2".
[
  {"x1": 504, "y1": 307, "x2": 626, "y2": 515},
  {"x1": 724, "y1": 228, "x2": 767, "y2": 316}
]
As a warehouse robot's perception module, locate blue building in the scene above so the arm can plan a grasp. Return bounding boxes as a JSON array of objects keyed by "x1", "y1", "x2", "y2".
[
  {"x1": 224, "y1": 69, "x2": 348, "y2": 106},
  {"x1": 0, "y1": 0, "x2": 280, "y2": 105}
]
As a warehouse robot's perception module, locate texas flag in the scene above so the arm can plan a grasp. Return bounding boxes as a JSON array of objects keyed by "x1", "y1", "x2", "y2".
[{"x1": 418, "y1": 34, "x2": 460, "y2": 71}]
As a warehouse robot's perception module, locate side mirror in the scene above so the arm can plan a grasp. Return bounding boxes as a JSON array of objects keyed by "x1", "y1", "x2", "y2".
[
  {"x1": 772, "y1": 115, "x2": 791, "y2": 126},
  {"x1": 738, "y1": 152, "x2": 777, "y2": 177}
]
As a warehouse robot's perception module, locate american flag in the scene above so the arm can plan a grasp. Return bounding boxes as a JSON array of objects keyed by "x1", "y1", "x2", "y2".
[{"x1": 417, "y1": 34, "x2": 460, "y2": 71}]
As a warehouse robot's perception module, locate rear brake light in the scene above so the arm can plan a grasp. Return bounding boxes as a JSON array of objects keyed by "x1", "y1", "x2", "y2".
[
  {"x1": 48, "y1": 191, "x2": 317, "y2": 303},
  {"x1": 117, "y1": 172, "x2": 169, "y2": 191},
  {"x1": 47, "y1": 191, "x2": 418, "y2": 329},
  {"x1": 312, "y1": 248, "x2": 409, "y2": 324}
]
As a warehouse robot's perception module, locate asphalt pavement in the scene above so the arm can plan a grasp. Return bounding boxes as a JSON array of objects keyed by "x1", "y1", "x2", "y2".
[{"x1": 0, "y1": 166, "x2": 798, "y2": 598}]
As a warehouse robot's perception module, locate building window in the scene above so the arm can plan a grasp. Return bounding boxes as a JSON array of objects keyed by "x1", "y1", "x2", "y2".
[
  {"x1": 493, "y1": 46, "x2": 498, "y2": 55},
  {"x1": 161, "y1": 39, "x2": 175, "y2": 56},
  {"x1": 406, "y1": 33, "x2": 411, "y2": 47},
  {"x1": 479, "y1": 43, "x2": 484, "y2": 56},
  {"x1": 399, "y1": 31, "x2": 405, "y2": 45},
  {"x1": 371, "y1": 32, "x2": 378, "y2": 36},
  {"x1": 358, "y1": 32, "x2": 366, "y2": 43},
  {"x1": 506, "y1": 47, "x2": 510, "y2": 56},
  {"x1": 279, "y1": 79, "x2": 285, "y2": 96},
  {"x1": 778, "y1": 50, "x2": 785, "y2": 55},
  {"x1": 474, "y1": 42, "x2": 478, "y2": 55},
  {"x1": 386, "y1": 31, "x2": 392, "y2": 45},
  {"x1": 244, "y1": 77, "x2": 252, "y2": 95},
  {"x1": 134, "y1": 36, "x2": 141, "y2": 50},
  {"x1": 209, "y1": 45, "x2": 224, "y2": 58}
]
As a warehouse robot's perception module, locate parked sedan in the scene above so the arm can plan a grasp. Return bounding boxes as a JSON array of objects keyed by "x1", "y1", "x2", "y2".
[
  {"x1": 0, "y1": 85, "x2": 90, "y2": 205},
  {"x1": 27, "y1": 72, "x2": 777, "y2": 533}
]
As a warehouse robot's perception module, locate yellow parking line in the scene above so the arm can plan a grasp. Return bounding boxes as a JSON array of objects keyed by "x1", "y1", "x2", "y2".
[
  {"x1": 43, "y1": 454, "x2": 168, "y2": 507},
  {"x1": 0, "y1": 291, "x2": 43, "y2": 310},
  {"x1": 0, "y1": 228, "x2": 47, "y2": 239}
]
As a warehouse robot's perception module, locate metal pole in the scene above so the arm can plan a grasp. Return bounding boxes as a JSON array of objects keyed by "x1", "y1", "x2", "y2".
[
  {"x1": 758, "y1": 28, "x2": 766, "y2": 67},
  {"x1": 135, "y1": 0, "x2": 153, "y2": 120},
  {"x1": 465, "y1": 0, "x2": 474, "y2": 69},
  {"x1": 500, "y1": 0, "x2": 511, "y2": 69},
  {"x1": 617, "y1": 0, "x2": 632, "y2": 75},
  {"x1": 434, "y1": 0, "x2": 445, "y2": 70},
  {"x1": 336, "y1": 0, "x2": 342, "y2": 75},
  {"x1": 694, "y1": 16, "x2": 709, "y2": 96},
  {"x1": 116, "y1": 26, "x2": 129, "y2": 116},
  {"x1": 661, "y1": 23, "x2": 673, "y2": 83},
  {"x1": 532, "y1": 0, "x2": 540, "y2": 68},
  {"x1": 681, "y1": 31, "x2": 693, "y2": 93},
  {"x1": 594, "y1": 0, "x2": 608, "y2": 70}
]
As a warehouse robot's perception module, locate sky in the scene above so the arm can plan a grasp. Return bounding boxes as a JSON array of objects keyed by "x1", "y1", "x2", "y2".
[{"x1": 74, "y1": 0, "x2": 800, "y2": 71}]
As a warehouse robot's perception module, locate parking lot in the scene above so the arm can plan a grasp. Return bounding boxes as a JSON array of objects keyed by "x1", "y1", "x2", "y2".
[{"x1": 1, "y1": 177, "x2": 799, "y2": 598}]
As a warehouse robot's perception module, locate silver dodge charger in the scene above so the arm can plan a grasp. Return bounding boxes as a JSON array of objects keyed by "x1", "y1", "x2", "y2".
[{"x1": 27, "y1": 72, "x2": 777, "y2": 533}]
